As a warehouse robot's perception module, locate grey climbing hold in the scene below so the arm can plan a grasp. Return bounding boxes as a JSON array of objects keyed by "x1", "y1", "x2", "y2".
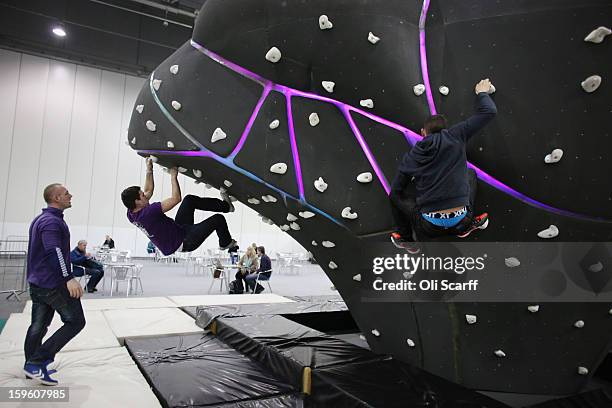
[
  {"x1": 178, "y1": 167, "x2": 187, "y2": 173},
  {"x1": 299, "y1": 211, "x2": 315, "y2": 219},
  {"x1": 286, "y1": 213, "x2": 298, "y2": 222},
  {"x1": 247, "y1": 198, "x2": 260, "y2": 205},
  {"x1": 371, "y1": 329, "x2": 380, "y2": 337},
  {"x1": 135, "y1": 105, "x2": 144, "y2": 114},
  {"x1": 544, "y1": 148, "x2": 563, "y2": 164},
  {"x1": 311, "y1": 240, "x2": 318, "y2": 246},
  {"x1": 319, "y1": 15, "x2": 333, "y2": 30},
  {"x1": 589, "y1": 262, "x2": 603, "y2": 273},
  {"x1": 146, "y1": 120, "x2": 156, "y2": 132},
  {"x1": 407, "y1": 339, "x2": 416, "y2": 347},
  {"x1": 322, "y1": 241, "x2": 335, "y2": 248},
  {"x1": 193, "y1": 169, "x2": 202, "y2": 178},
  {"x1": 494, "y1": 350, "x2": 507, "y2": 358},
  {"x1": 465, "y1": 314, "x2": 477, "y2": 324},
  {"x1": 314, "y1": 177, "x2": 328, "y2": 192},
  {"x1": 360, "y1": 99, "x2": 374, "y2": 109},
  {"x1": 322, "y1": 81, "x2": 335, "y2": 93},
  {"x1": 170, "y1": 64, "x2": 179, "y2": 74},
  {"x1": 357, "y1": 172, "x2": 373, "y2": 183},
  {"x1": 152, "y1": 79, "x2": 162, "y2": 91},
  {"x1": 353, "y1": 274, "x2": 361, "y2": 282},
  {"x1": 329, "y1": 261, "x2": 338, "y2": 269},
  {"x1": 413, "y1": 84, "x2": 425, "y2": 96},
  {"x1": 171, "y1": 100, "x2": 181, "y2": 111},
  {"x1": 290, "y1": 222, "x2": 300, "y2": 230},
  {"x1": 204, "y1": 184, "x2": 212, "y2": 189},
  {"x1": 265, "y1": 47, "x2": 282, "y2": 63},
  {"x1": 581, "y1": 75, "x2": 602, "y2": 93},
  {"x1": 269, "y1": 119, "x2": 280, "y2": 130},
  {"x1": 223, "y1": 180, "x2": 232, "y2": 188},
  {"x1": 166, "y1": 141, "x2": 174, "y2": 149},
  {"x1": 577, "y1": 366, "x2": 589, "y2": 375},
  {"x1": 270, "y1": 163, "x2": 287, "y2": 175},
  {"x1": 309, "y1": 113, "x2": 320, "y2": 126},
  {"x1": 537, "y1": 225, "x2": 559, "y2": 239},
  {"x1": 341, "y1": 207, "x2": 358, "y2": 220},
  {"x1": 439, "y1": 86, "x2": 450, "y2": 96},
  {"x1": 211, "y1": 128, "x2": 227, "y2": 143},
  {"x1": 584, "y1": 26, "x2": 611, "y2": 43},
  {"x1": 280, "y1": 224, "x2": 290, "y2": 231},
  {"x1": 263, "y1": 218, "x2": 274, "y2": 225},
  {"x1": 505, "y1": 257, "x2": 521, "y2": 268},
  {"x1": 528, "y1": 305, "x2": 540, "y2": 313},
  {"x1": 368, "y1": 32, "x2": 380, "y2": 44},
  {"x1": 574, "y1": 320, "x2": 585, "y2": 328}
]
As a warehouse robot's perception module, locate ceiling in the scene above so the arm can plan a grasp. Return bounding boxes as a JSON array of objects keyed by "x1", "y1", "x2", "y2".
[{"x1": 0, "y1": 0, "x2": 207, "y2": 77}]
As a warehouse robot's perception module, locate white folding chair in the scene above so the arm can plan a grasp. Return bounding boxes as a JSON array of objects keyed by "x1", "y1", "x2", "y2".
[
  {"x1": 207, "y1": 260, "x2": 226, "y2": 294},
  {"x1": 73, "y1": 265, "x2": 91, "y2": 289},
  {"x1": 110, "y1": 265, "x2": 131, "y2": 296},
  {"x1": 128, "y1": 264, "x2": 143, "y2": 295},
  {"x1": 252, "y1": 269, "x2": 273, "y2": 294}
]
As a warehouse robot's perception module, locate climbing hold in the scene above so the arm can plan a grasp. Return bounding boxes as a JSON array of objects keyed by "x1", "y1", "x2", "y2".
[
  {"x1": 135, "y1": 105, "x2": 144, "y2": 114},
  {"x1": 528, "y1": 305, "x2": 540, "y2": 313},
  {"x1": 544, "y1": 148, "x2": 564, "y2": 164},
  {"x1": 263, "y1": 218, "x2": 274, "y2": 225},
  {"x1": 439, "y1": 86, "x2": 450, "y2": 96},
  {"x1": 145, "y1": 120, "x2": 156, "y2": 132},
  {"x1": 574, "y1": 320, "x2": 585, "y2": 328},
  {"x1": 229, "y1": 196, "x2": 237, "y2": 202},
  {"x1": 413, "y1": 84, "x2": 425, "y2": 96},
  {"x1": 488, "y1": 84, "x2": 496, "y2": 94},
  {"x1": 357, "y1": 172, "x2": 373, "y2": 183},
  {"x1": 359, "y1": 334, "x2": 366, "y2": 341},
  {"x1": 204, "y1": 184, "x2": 212, "y2": 189},
  {"x1": 322, "y1": 241, "x2": 335, "y2": 248},
  {"x1": 322, "y1": 81, "x2": 335, "y2": 93},
  {"x1": 290, "y1": 222, "x2": 300, "y2": 230},
  {"x1": 368, "y1": 32, "x2": 380, "y2": 44},
  {"x1": 329, "y1": 261, "x2": 338, "y2": 269},
  {"x1": 166, "y1": 141, "x2": 174, "y2": 149},
  {"x1": 406, "y1": 339, "x2": 416, "y2": 347},
  {"x1": 223, "y1": 180, "x2": 232, "y2": 188},
  {"x1": 270, "y1": 163, "x2": 287, "y2": 175},
  {"x1": 261, "y1": 195, "x2": 277, "y2": 203},
  {"x1": 494, "y1": 350, "x2": 507, "y2": 358},
  {"x1": 505, "y1": 257, "x2": 521, "y2": 268},
  {"x1": 584, "y1": 26, "x2": 611, "y2": 43},
  {"x1": 589, "y1": 262, "x2": 603, "y2": 273},
  {"x1": 371, "y1": 329, "x2": 380, "y2": 337},
  {"x1": 247, "y1": 198, "x2": 260, "y2": 205},
  {"x1": 314, "y1": 177, "x2": 328, "y2": 192},
  {"x1": 280, "y1": 224, "x2": 290, "y2": 231},
  {"x1": 311, "y1": 241, "x2": 318, "y2": 247},
  {"x1": 360, "y1": 99, "x2": 374, "y2": 109},
  {"x1": 465, "y1": 314, "x2": 477, "y2": 324},
  {"x1": 286, "y1": 213, "x2": 298, "y2": 222},
  {"x1": 537, "y1": 225, "x2": 559, "y2": 239},
  {"x1": 309, "y1": 112, "x2": 320, "y2": 126},
  {"x1": 299, "y1": 211, "x2": 315, "y2": 219},
  {"x1": 581, "y1": 75, "x2": 602, "y2": 93},
  {"x1": 170, "y1": 64, "x2": 179, "y2": 74},
  {"x1": 353, "y1": 274, "x2": 361, "y2": 282},
  {"x1": 577, "y1": 367, "x2": 589, "y2": 375},
  {"x1": 265, "y1": 47, "x2": 282, "y2": 63},
  {"x1": 341, "y1": 207, "x2": 358, "y2": 220},
  {"x1": 131, "y1": 137, "x2": 136, "y2": 145},
  {"x1": 318, "y1": 14, "x2": 333, "y2": 30},
  {"x1": 192, "y1": 169, "x2": 202, "y2": 178},
  {"x1": 608, "y1": 308, "x2": 612, "y2": 315},
  {"x1": 171, "y1": 100, "x2": 182, "y2": 111},
  {"x1": 269, "y1": 119, "x2": 280, "y2": 130},
  {"x1": 211, "y1": 127, "x2": 227, "y2": 143},
  {"x1": 178, "y1": 167, "x2": 187, "y2": 173},
  {"x1": 152, "y1": 79, "x2": 162, "y2": 91},
  {"x1": 149, "y1": 156, "x2": 158, "y2": 163}
]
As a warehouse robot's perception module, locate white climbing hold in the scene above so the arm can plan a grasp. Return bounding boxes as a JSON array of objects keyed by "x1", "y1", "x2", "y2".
[
  {"x1": 261, "y1": 195, "x2": 277, "y2": 203},
  {"x1": 211, "y1": 128, "x2": 227, "y2": 143},
  {"x1": 166, "y1": 141, "x2": 174, "y2": 149},
  {"x1": 584, "y1": 26, "x2": 611, "y2": 44},
  {"x1": 329, "y1": 261, "x2": 338, "y2": 269},
  {"x1": 280, "y1": 224, "x2": 290, "y2": 231},
  {"x1": 135, "y1": 105, "x2": 144, "y2": 113},
  {"x1": 581, "y1": 75, "x2": 602, "y2": 93},
  {"x1": 131, "y1": 137, "x2": 136, "y2": 145},
  {"x1": 149, "y1": 156, "x2": 158, "y2": 163},
  {"x1": 269, "y1": 119, "x2": 280, "y2": 130},
  {"x1": 322, "y1": 241, "x2": 335, "y2": 248},
  {"x1": 146, "y1": 120, "x2": 156, "y2": 132},
  {"x1": 494, "y1": 350, "x2": 506, "y2": 358},
  {"x1": 171, "y1": 100, "x2": 181, "y2": 111},
  {"x1": 505, "y1": 257, "x2": 521, "y2": 268},
  {"x1": 265, "y1": 47, "x2": 282, "y2": 63},
  {"x1": 488, "y1": 84, "x2": 496, "y2": 94},
  {"x1": 371, "y1": 329, "x2": 380, "y2": 337},
  {"x1": 439, "y1": 86, "x2": 450, "y2": 96},
  {"x1": 169, "y1": 65, "x2": 179, "y2": 75},
  {"x1": 609, "y1": 308, "x2": 612, "y2": 315},
  {"x1": 224, "y1": 180, "x2": 232, "y2": 187},
  {"x1": 357, "y1": 172, "x2": 373, "y2": 183},
  {"x1": 465, "y1": 314, "x2": 477, "y2": 325},
  {"x1": 353, "y1": 274, "x2": 361, "y2": 282},
  {"x1": 407, "y1": 339, "x2": 416, "y2": 347},
  {"x1": 247, "y1": 198, "x2": 260, "y2": 205},
  {"x1": 589, "y1": 262, "x2": 603, "y2": 273},
  {"x1": 577, "y1": 366, "x2": 589, "y2": 375},
  {"x1": 318, "y1": 14, "x2": 333, "y2": 30},
  {"x1": 368, "y1": 32, "x2": 380, "y2": 44},
  {"x1": 311, "y1": 240, "x2": 318, "y2": 246},
  {"x1": 314, "y1": 177, "x2": 328, "y2": 192},
  {"x1": 178, "y1": 167, "x2": 187, "y2": 173},
  {"x1": 341, "y1": 207, "x2": 358, "y2": 220},
  {"x1": 152, "y1": 79, "x2": 162, "y2": 91},
  {"x1": 528, "y1": 305, "x2": 540, "y2": 313},
  {"x1": 359, "y1": 334, "x2": 366, "y2": 341},
  {"x1": 270, "y1": 163, "x2": 287, "y2": 175},
  {"x1": 309, "y1": 113, "x2": 320, "y2": 126},
  {"x1": 287, "y1": 213, "x2": 298, "y2": 222},
  {"x1": 290, "y1": 222, "x2": 300, "y2": 230},
  {"x1": 360, "y1": 99, "x2": 374, "y2": 109},
  {"x1": 322, "y1": 81, "x2": 335, "y2": 93},
  {"x1": 537, "y1": 225, "x2": 559, "y2": 239},
  {"x1": 544, "y1": 148, "x2": 563, "y2": 164},
  {"x1": 574, "y1": 320, "x2": 585, "y2": 328},
  {"x1": 299, "y1": 211, "x2": 315, "y2": 219},
  {"x1": 193, "y1": 169, "x2": 202, "y2": 178},
  {"x1": 413, "y1": 84, "x2": 425, "y2": 96}
]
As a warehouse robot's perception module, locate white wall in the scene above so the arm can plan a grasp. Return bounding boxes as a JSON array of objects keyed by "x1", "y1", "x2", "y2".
[{"x1": 0, "y1": 49, "x2": 306, "y2": 256}]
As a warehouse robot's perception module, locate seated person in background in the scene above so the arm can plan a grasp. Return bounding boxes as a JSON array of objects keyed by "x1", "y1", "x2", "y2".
[
  {"x1": 70, "y1": 240, "x2": 104, "y2": 293},
  {"x1": 234, "y1": 246, "x2": 259, "y2": 293},
  {"x1": 245, "y1": 246, "x2": 272, "y2": 294},
  {"x1": 102, "y1": 235, "x2": 115, "y2": 249}
]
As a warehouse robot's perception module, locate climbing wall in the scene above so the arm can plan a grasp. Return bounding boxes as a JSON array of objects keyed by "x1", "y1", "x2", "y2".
[{"x1": 127, "y1": 0, "x2": 612, "y2": 397}]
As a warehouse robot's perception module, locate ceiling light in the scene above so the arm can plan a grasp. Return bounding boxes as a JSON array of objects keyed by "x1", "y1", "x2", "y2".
[{"x1": 52, "y1": 26, "x2": 66, "y2": 37}]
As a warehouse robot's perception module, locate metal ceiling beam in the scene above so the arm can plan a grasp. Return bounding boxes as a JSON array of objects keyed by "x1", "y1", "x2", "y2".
[
  {"x1": 122, "y1": 0, "x2": 198, "y2": 18},
  {"x1": 88, "y1": 0, "x2": 194, "y2": 28}
]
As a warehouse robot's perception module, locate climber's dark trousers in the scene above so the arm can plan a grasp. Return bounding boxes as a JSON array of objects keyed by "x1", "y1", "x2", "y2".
[{"x1": 176, "y1": 195, "x2": 233, "y2": 251}]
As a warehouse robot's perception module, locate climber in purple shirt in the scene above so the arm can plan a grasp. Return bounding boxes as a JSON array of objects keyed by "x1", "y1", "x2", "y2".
[{"x1": 121, "y1": 157, "x2": 239, "y2": 256}]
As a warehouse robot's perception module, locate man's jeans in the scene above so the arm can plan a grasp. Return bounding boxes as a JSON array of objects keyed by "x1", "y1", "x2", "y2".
[
  {"x1": 24, "y1": 284, "x2": 86, "y2": 365},
  {"x1": 72, "y1": 259, "x2": 104, "y2": 290}
]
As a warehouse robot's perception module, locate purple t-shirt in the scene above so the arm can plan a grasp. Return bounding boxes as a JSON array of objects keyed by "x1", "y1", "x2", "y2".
[{"x1": 127, "y1": 202, "x2": 185, "y2": 256}]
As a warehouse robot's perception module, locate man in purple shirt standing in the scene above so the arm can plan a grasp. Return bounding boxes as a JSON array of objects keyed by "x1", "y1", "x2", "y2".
[
  {"x1": 23, "y1": 184, "x2": 86, "y2": 386},
  {"x1": 121, "y1": 158, "x2": 238, "y2": 256}
]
